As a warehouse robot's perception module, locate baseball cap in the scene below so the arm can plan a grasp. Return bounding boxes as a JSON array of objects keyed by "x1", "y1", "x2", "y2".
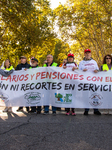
[
  {"x1": 67, "y1": 53, "x2": 74, "y2": 58},
  {"x1": 31, "y1": 57, "x2": 38, "y2": 62},
  {"x1": 84, "y1": 49, "x2": 91, "y2": 53},
  {"x1": 20, "y1": 56, "x2": 27, "y2": 59}
]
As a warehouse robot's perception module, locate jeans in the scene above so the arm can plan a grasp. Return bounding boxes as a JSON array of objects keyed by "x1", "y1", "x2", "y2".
[
  {"x1": 85, "y1": 108, "x2": 99, "y2": 112},
  {"x1": 37, "y1": 106, "x2": 41, "y2": 112},
  {"x1": 44, "y1": 106, "x2": 56, "y2": 112}
]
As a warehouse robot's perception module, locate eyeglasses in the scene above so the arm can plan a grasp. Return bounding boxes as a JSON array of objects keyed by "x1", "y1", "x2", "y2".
[
  {"x1": 31, "y1": 61, "x2": 35, "y2": 63},
  {"x1": 106, "y1": 58, "x2": 111, "y2": 59},
  {"x1": 47, "y1": 57, "x2": 52, "y2": 59}
]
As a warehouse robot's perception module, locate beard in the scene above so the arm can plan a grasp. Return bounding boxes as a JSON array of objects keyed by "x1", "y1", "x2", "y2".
[{"x1": 31, "y1": 63, "x2": 36, "y2": 67}]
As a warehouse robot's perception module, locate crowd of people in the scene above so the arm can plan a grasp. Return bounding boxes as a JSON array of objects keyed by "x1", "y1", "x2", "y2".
[{"x1": 1, "y1": 49, "x2": 112, "y2": 116}]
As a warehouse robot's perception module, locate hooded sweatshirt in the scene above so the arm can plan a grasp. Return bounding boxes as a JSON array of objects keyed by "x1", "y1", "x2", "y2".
[
  {"x1": 79, "y1": 57, "x2": 99, "y2": 72},
  {"x1": 63, "y1": 62, "x2": 78, "y2": 71}
]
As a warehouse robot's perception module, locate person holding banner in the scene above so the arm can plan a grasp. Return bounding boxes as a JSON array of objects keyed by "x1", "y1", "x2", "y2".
[
  {"x1": 99, "y1": 54, "x2": 112, "y2": 71},
  {"x1": 43, "y1": 54, "x2": 58, "y2": 115},
  {"x1": 79, "y1": 49, "x2": 101, "y2": 115},
  {"x1": 63, "y1": 53, "x2": 78, "y2": 116},
  {"x1": 2, "y1": 59, "x2": 14, "y2": 112},
  {"x1": 43, "y1": 60, "x2": 47, "y2": 66},
  {"x1": 29, "y1": 57, "x2": 41, "y2": 114},
  {"x1": 16, "y1": 56, "x2": 31, "y2": 112},
  {"x1": 99, "y1": 54, "x2": 112, "y2": 115},
  {"x1": 59, "y1": 59, "x2": 67, "y2": 67}
]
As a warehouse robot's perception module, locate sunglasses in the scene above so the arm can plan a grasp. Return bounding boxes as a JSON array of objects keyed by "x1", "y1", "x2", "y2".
[{"x1": 106, "y1": 58, "x2": 111, "y2": 59}]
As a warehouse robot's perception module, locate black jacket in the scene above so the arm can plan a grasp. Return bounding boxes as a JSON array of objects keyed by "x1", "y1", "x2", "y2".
[{"x1": 15, "y1": 62, "x2": 31, "y2": 70}]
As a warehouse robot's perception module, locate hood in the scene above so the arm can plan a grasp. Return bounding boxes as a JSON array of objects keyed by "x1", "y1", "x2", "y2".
[{"x1": 83, "y1": 57, "x2": 93, "y2": 61}]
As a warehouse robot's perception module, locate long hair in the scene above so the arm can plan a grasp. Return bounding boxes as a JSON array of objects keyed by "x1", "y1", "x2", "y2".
[
  {"x1": 103, "y1": 54, "x2": 112, "y2": 64},
  {"x1": 4, "y1": 59, "x2": 11, "y2": 69}
]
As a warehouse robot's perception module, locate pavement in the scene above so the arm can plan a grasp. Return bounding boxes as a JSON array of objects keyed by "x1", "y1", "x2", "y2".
[{"x1": 0, "y1": 107, "x2": 112, "y2": 150}]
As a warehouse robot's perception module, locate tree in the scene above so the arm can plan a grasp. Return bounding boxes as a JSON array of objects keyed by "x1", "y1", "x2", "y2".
[
  {"x1": 53, "y1": 39, "x2": 70, "y2": 65},
  {"x1": 54, "y1": 0, "x2": 112, "y2": 66},
  {"x1": 0, "y1": 0, "x2": 56, "y2": 67}
]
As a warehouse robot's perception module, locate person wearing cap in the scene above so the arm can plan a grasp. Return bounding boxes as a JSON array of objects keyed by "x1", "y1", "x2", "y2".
[
  {"x1": 16, "y1": 56, "x2": 31, "y2": 112},
  {"x1": 29, "y1": 57, "x2": 39, "y2": 69},
  {"x1": 29, "y1": 57, "x2": 41, "y2": 114},
  {"x1": 79, "y1": 49, "x2": 101, "y2": 115},
  {"x1": 15, "y1": 56, "x2": 31, "y2": 71},
  {"x1": 63, "y1": 53, "x2": 78, "y2": 116},
  {"x1": 43, "y1": 54, "x2": 58, "y2": 115}
]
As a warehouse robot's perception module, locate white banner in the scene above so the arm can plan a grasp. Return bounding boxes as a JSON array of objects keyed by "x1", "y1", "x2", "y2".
[{"x1": 0, "y1": 67, "x2": 112, "y2": 108}]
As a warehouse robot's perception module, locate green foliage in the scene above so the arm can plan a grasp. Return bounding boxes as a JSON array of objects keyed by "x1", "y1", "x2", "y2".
[
  {"x1": 54, "y1": 0, "x2": 112, "y2": 66},
  {"x1": 0, "y1": 0, "x2": 55, "y2": 67},
  {"x1": 53, "y1": 39, "x2": 70, "y2": 65},
  {"x1": 0, "y1": 0, "x2": 70, "y2": 68},
  {"x1": 1, "y1": 0, "x2": 110, "y2": 68}
]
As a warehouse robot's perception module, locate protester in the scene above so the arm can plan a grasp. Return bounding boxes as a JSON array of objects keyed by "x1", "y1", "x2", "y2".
[
  {"x1": 29, "y1": 57, "x2": 41, "y2": 114},
  {"x1": 43, "y1": 54, "x2": 58, "y2": 115},
  {"x1": 43, "y1": 60, "x2": 47, "y2": 66},
  {"x1": 16, "y1": 56, "x2": 31, "y2": 112},
  {"x1": 79, "y1": 49, "x2": 101, "y2": 115},
  {"x1": 63, "y1": 53, "x2": 78, "y2": 116},
  {"x1": 29, "y1": 57, "x2": 39, "y2": 69},
  {"x1": 99, "y1": 54, "x2": 112, "y2": 115},
  {"x1": 59, "y1": 59, "x2": 67, "y2": 67},
  {"x1": 1, "y1": 59, "x2": 14, "y2": 112},
  {"x1": 99, "y1": 54, "x2": 112, "y2": 71}
]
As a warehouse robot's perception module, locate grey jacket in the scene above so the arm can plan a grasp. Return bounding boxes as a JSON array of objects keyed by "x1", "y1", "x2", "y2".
[{"x1": 0, "y1": 69, "x2": 14, "y2": 77}]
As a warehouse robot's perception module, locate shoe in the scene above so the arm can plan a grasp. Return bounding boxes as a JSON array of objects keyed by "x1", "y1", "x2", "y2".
[
  {"x1": 52, "y1": 111, "x2": 56, "y2": 115},
  {"x1": 26, "y1": 110, "x2": 29, "y2": 114},
  {"x1": 3, "y1": 107, "x2": 8, "y2": 112},
  {"x1": 26, "y1": 109, "x2": 29, "y2": 112},
  {"x1": 8, "y1": 107, "x2": 12, "y2": 113},
  {"x1": 65, "y1": 108, "x2": 67, "y2": 111},
  {"x1": 66, "y1": 111, "x2": 70, "y2": 116},
  {"x1": 84, "y1": 111, "x2": 88, "y2": 115},
  {"x1": 17, "y1": 108, "x2": 23, "y2": 112},
  {"x1": 71, "y1": 112, "x2": 76, "y2": 116},
  {"x1": 57, "y1": 107, "x2": 61, "y2": 111},
  {"x1": 94, "y1": 111, "x2": 101, "y2": 115},
  {"x1": 43, "y1": 111, "x2": 49, "y2": 115},
  {"x1": 28, "y1": 110, "x2": 35, "y2": 113},
  {"x1": 37, "y1": 111, "x2": 41, "y2": 114}
]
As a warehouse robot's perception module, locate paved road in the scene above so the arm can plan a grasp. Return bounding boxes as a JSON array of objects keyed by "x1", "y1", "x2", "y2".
[{"x1": 0, "y1": 107, "x2": 112, "y2": 150}]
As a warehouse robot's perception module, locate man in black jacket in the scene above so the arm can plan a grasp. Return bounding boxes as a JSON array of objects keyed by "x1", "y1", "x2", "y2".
[
  {"x1": 28, "y1": 57, "x2": 41, "y2": 113},
  {"x1": 16, "y1": 56, "x2": 31, "y2": 112},
  {"x1": 16, "y1": 56, "x2": 31, "y2": 70}
]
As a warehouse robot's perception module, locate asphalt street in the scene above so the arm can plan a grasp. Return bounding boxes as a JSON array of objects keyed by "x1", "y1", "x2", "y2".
[{"x1": 0, "y1": 107, "x2": 112, "y2": 150}]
